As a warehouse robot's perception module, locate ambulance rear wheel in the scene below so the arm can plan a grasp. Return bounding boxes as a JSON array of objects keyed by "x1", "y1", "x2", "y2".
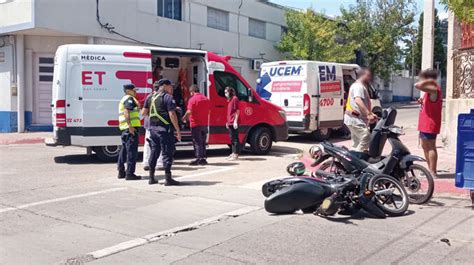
[
  {"x1": 93, "y1": 146, "x2": 121, "y2": 162},
  {"x1": 312, "y1": 128, "x2": 332, "y2": 142},
  {"x1": 249, "y1": 127, "x2": 273, "y2": 155}
]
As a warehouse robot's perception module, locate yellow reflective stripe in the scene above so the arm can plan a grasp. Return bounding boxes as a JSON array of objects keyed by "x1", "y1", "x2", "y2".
[
  {"x1": 149, "y1": 94, "x2": 170, "y2": 125},
  {"x1": 151, "y1": 113, "x2": 170, "y2": 125}
]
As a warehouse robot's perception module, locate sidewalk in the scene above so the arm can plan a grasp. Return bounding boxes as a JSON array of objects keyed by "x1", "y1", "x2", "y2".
[
  {"x1": 300, "y1": 128, "x2": 470, "y2": 196},
  {"x1": 0, "y1": 132, "x2": 50, "y2": 145}
]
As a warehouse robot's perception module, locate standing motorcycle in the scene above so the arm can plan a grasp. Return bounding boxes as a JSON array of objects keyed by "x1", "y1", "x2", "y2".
[
  {"x1": 314, "y1": 108, "x2": 434, "y2": 204},
  {"x1": 262, "y1": 162, "x2": 409, "y2": 218}
]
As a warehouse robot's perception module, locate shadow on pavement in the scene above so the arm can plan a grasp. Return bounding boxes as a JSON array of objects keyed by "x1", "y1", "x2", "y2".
[{"x1": 54, "y1": 154, "x2": 115, "y2": 164}]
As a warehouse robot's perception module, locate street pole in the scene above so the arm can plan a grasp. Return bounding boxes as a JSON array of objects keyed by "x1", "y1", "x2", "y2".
[
  {"x1": 411, "y1": 37, "x2": 416, "y2": 99},
  {"x1": 420, "y1": 0, "x2": 435, "y2": 98}
]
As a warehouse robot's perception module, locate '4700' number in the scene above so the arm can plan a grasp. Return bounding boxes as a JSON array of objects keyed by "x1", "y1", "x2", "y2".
[{"x1": 320, "y1": 98, "x2": 334, "y2": 107}]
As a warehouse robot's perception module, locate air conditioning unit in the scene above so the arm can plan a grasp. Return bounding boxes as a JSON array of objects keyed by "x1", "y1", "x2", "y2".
[{"x1": 251, "y1": 59, "x2": 264, "y2": 71}]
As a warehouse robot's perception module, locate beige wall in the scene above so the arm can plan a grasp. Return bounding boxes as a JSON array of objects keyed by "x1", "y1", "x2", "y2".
[{"x1": 0, "y1": 0, "x2": 33, "y2": 33}]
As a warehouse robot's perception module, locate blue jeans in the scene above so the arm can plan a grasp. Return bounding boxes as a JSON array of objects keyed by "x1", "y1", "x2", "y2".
[{"x1": 192, "y1": 126, "x2": 208, "y2": 160}]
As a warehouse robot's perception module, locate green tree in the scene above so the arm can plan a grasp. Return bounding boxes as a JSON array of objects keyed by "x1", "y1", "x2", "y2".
[
  {"x1": 440, "y1": 0, "x2": 474, "y2": 23},
  {"x1": 338, "y1": 0, "x2": 416, "y2": 81},
  {"x1": 276, "y1": 9, "x2": 356, "y2": 62},
  {"x1": 404, "y1": 10, "x2": 447, "y2": 77}
]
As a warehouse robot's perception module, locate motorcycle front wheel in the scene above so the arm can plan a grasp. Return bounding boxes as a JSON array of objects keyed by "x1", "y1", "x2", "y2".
[
  {"x1": 403, "y1": 164, "x2": 434, "y2": 204},
  {"x1": 368, "y1": 175, "x2": 409, "y2": 217}
]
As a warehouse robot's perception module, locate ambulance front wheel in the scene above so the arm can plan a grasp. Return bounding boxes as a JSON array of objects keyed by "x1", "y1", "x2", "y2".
[
  {"x1": 312, "y1": 128, "x2": 332, "y2": 142},
  {"x1": 249, "y1": 127, "x2": 273, "y2": 155},
  {"x1": 93, "y1": 146, "x2": 121, "y2": 162}
]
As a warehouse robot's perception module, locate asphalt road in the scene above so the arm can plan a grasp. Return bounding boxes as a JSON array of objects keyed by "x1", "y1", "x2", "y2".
[{"x1": 1, "y1": 103, "x2": 472, "y2": 265}]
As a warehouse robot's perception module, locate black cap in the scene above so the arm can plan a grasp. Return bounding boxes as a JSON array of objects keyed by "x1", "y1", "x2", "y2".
[
  {"x1": 157, "y1": 79, "x2": 172, "y2": 87},
  {"x1": 123, "y1": 84, "x2": 136, "y2": 91}
]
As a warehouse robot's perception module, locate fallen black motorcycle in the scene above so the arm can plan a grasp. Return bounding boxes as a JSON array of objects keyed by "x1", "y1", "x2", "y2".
[
  {"x1": 313, "y1": 107, "x2": 434, "y2": 204},
  {"x1": 262, "y1": 162, "x2": 409, "y2": 218}
]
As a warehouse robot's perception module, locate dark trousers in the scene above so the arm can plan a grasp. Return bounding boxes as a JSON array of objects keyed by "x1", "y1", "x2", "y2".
[
  {"x1": 191, "y1": 126, "x2": 208, "y2": 160},
  {"x1": 148, "y1": 128, "x2": 175, "y2": 173},
  {"x1": 229, "y1": 127, "x2": 241, "y2": 154},
  {"x1": 117, "y1": 129, "x2": 139, "y2": 175}
]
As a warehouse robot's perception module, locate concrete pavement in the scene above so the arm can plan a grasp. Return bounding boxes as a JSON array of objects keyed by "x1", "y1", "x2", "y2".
[{"x1": 1, "y1": 102, "x2": 473, "y2": 264}]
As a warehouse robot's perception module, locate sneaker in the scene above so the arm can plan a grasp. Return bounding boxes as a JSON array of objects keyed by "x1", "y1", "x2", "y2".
[
  {"x1": 117, "y1": 171, "x2": 126, "y2": 179},
  {"x1": 189, "y1": 159, "x2": 200, "y2": 166},
  {"x1": 198, "y1": 159, "x2": 208, "y2": 165},
  {"x1": 227, "y1": 155, "x2": 239, "y2": 161},
  {"x1": 225, "y1": 155, "x2": 234, "y2": 161},
  {"x1": 125, "y1": 174, "x2": 141, "y2": 181},
  {"x1": 143, "y1": 166, "x2": 150, "y2": 171}
]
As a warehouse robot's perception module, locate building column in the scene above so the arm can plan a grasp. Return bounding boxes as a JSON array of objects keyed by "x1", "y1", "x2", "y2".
[
  {"x1": 16, "y1": 34, "x2": 25, "y2": 133},
  {"x1": 25, "y1": 49, "x2": 33, "y2": 129}
]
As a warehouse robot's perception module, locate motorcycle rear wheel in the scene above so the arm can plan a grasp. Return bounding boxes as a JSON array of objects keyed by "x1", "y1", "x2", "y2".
[
  {"x1": 368, "y1": 175, "x2": 409, "y2": 217},
  {"x1": 403, "y1": 164, "x2": 434, "y2": 204}
]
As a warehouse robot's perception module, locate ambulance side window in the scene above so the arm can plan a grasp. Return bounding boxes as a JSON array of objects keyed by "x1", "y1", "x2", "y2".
[{"x1": 213, "y1": 71, "x2": 249, "y2": 101}]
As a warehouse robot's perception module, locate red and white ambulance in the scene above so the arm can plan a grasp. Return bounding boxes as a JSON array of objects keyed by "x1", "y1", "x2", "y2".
[
  {"x1": 256, "y1": 60, "x2": 381, "y2": 140},
  {"x1": 46, "y1": 44, "x2": 288, "y2": 161}
]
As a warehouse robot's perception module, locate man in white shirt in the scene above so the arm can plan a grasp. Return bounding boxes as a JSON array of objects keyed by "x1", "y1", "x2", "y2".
[{"x1": 344, "y1": 68, "x2": 377, "y2": 152}]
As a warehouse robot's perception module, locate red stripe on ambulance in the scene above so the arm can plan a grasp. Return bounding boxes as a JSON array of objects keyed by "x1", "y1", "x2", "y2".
[{"x1": 123, "y1": 52, "x2": 152, "y2": 59}]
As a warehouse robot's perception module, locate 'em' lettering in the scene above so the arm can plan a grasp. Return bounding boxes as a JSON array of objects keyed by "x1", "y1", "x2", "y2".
[
  {"x1": 82, "y1": 71, "x2": 106, "y2": 85},
  {"x1": 269, "y1": 66, "x2": 302, "y2": 76},
  {"x1": 319, "y1": 65, "x2": 336, "y2": 81}
]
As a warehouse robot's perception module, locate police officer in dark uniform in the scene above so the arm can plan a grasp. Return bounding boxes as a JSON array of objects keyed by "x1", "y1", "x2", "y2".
[
  {"x1": 117, "y1": 84, "x2": 141, "y2": 180},
  {"x1": 142, "y1": 79, "x2": 181, "y2": 185}
]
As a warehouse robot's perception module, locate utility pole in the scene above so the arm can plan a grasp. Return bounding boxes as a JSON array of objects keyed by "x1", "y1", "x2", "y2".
[{"x1": 420, "y1": 0, "x2": 435, "y2": 98}]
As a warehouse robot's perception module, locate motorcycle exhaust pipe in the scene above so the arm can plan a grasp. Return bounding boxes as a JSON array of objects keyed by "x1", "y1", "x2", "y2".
[{"x1": 318, "y1": 193, "x2": 344, "y2": 216}]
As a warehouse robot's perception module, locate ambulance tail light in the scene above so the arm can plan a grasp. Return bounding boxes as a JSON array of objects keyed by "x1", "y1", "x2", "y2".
[
  {"x1": 303, "y1": 94, "x2": 310, "y2": 115},
  {"x1": 55, "y1": 100, "x2": 66, "y2": 127}
]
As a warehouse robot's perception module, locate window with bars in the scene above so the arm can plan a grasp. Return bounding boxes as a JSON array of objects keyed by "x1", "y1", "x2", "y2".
[
  {"x1": 207, "y1": 7, "x2": 229, "y2": 31},
  {"x1": 158, "y1": 0, "x2": 182, "y2": 21},
  {"x1": 249, "y1": 18, "x2": 266, "y2": 39}
]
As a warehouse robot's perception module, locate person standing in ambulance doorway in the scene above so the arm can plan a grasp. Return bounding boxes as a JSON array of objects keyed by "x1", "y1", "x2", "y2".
[
  {"x1": 183, "y1": 84, "x2": 211, "y2": 166},
  {"x1": 142, "y1": 79, "x2": 181, "y2": 185},
  {"x1": 225, "y1": 86, "x2": 241, "y2": 161},
  {"x1": 343, "y1": 68, "x2": 378, "y2": 152},
  {"x1": 117, "y1": 84, "x2": 141, "y2": 180},
  {"x1": 415, "y1": 69, "x2": 442, "y2": 176}
]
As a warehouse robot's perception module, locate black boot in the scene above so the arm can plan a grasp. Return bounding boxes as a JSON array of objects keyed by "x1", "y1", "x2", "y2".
[
  {"x1": 125, "y1": 173, "x2": 141, "y2": 180},
  {"x1": 148, "y1": 170, "x2": 158, "y2": 185},
  {"x1": 164, "y1": 171, "x2": 180, "y2": 186},
  {"x1": 118, "y1": 171, "x2": 126, "y2": 179}
]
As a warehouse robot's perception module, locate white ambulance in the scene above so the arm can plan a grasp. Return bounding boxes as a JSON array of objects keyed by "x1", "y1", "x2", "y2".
[
  {"x1": 46, "y1": 44, "x2": 288, "y2": 161},
  {"x1": 256, "y1": 61, "x2": 381, "y2": 140}
]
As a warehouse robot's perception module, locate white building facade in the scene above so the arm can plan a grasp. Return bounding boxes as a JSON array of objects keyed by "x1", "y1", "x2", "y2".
[{"x1": 0, "y1": 0, "x2": 286, "y2": 132}]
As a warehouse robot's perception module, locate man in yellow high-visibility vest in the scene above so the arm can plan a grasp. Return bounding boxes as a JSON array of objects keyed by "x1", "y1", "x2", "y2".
[{"x1": 117, "y1": 84, "x2": 141, "y2": 180}]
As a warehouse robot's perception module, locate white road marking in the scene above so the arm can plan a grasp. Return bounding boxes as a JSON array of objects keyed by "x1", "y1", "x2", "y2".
[
  {"x1": 0, "y1": 187, "x2": 127, "y2": 214},
  {"x1": 86, "y1": 206, "x2": 260, "y2": 260},
  {"x1": 165, "y1": 167, "x2": 234, "y2": 181}
]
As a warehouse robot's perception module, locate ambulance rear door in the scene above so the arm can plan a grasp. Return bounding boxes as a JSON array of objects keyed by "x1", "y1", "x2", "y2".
[
  {"x1": 316, "y1": 63, "x2": 344, "y2": 129},
  {"x1": 258, "y1": 62, "x2": 307, "y2": 126}
]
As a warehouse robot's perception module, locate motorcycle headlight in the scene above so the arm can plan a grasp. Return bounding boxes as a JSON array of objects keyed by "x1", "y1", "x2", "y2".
[{"x1": 309, "y1": 144, "x2": 324, "y2": 160}]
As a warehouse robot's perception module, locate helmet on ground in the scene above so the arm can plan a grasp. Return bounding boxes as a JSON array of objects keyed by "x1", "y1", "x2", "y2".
[
  {"x1": 286, "y1": 162, "x2": 306, "y2": 176},
  {"x1": 309, "y1": 144, "x2": 323, "y2": 160}
]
